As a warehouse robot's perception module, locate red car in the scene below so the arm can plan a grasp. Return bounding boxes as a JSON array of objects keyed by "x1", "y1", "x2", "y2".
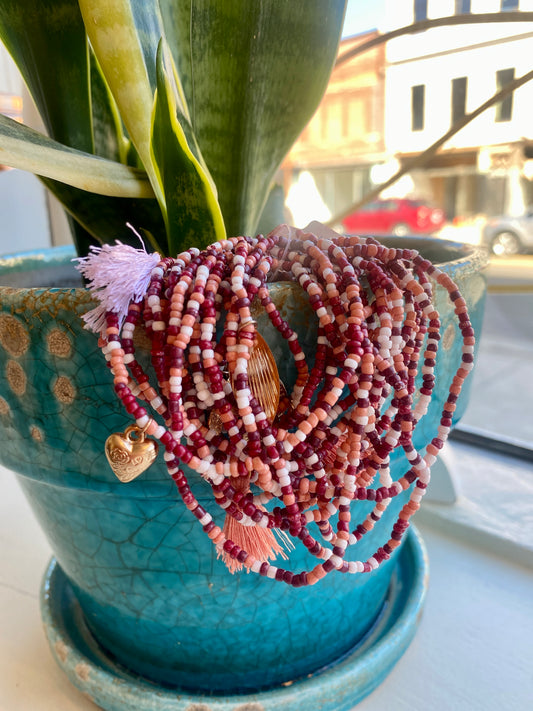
[{"x1": 342, "y1": 198, "x2": 446, "y2": 236}]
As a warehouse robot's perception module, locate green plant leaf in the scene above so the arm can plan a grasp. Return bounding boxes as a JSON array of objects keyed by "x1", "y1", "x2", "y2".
[
  {"x1": 89, "y1": 50, "x2": 128, "y2": 164},
  {"x1": 78, "y1": 0, "x2": 165, "y2": 209},
  {"x1": 161, "y1": 0, "x2": 346, "y2": 238},
  {"x1": 129, "y1": 0, "x2": 165, "y2": 92},
  {"x1": 0, "y1": 0, "x2": 93, "y2": 152},
  {"x1": 40, "y1": 178, "x2": 166, "y2": 249},
  {"x1": 158, "y1": 0, "x2": 193, "y2": 109},
  {"x1": 0, "y1": 114, "x2": 154, "y2": 198},
  {"x1": 65, "y1": 217, "x2": 100, "y2": 260},
  {"x1": 151, "y1": 42, "x2": 225, "y2": 256},
  {"x1": 255, "y1": 184, "x2": 288, "y2": 238}
]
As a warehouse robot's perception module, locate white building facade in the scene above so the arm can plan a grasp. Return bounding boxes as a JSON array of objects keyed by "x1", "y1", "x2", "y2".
[{"x1": 381, "y1": 0, "x2": 533, "y2": 219}]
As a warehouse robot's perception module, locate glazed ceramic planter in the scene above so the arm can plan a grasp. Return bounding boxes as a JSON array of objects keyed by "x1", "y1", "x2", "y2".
[{"x1": 0, "y1": 238, "x2": 487, "y2": 708}]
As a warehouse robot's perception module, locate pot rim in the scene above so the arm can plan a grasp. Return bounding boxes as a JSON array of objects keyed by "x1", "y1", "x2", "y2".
[{"x1": 0, "y1": 237, "x2": 489, "y2": 291}]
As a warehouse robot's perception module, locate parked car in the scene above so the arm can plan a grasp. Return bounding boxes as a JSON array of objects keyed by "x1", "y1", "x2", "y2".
[
  {"x1": 482, "y1": 209, "x2": 533, "y2": 256},
  {"x1": 342, "y1": 198, "x2": 446, "y2": 236}
]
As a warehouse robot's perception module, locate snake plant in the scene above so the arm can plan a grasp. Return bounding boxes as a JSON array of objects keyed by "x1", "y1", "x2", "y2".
[{"x1": 0, "y1": 1, "x2": 346, "y2": 256}]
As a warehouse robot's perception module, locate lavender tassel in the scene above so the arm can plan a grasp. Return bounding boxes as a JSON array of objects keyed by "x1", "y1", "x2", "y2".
[{"x1": 74, "y1": 240, "x2": 161, "y2": 333}]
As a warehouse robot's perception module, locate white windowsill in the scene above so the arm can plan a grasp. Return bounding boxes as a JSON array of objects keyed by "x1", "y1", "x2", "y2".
[{"x1": 421, "y1": 440, "x2": 533, "y2": 568}]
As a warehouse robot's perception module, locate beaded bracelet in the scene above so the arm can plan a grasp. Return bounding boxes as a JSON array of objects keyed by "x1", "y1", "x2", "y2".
[{"x1": 76, "y1": 225, "x2": 475, "y2": 586}]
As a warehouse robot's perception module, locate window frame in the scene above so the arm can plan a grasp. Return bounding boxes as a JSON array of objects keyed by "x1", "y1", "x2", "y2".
[
  {"x1": 455, "y1": 0, "x2": 472, "y2": 14},
  {"x1": 414, "y1": 0, "x2": 428, "y2": 22},
  {"x1": 495, "y1": 67, "x2": 516, "y2": 122},
  {"x1": 451, "y1": 76, "x2": 468, "y2": 125},
  {"x1": 411, "y1": 84, "x2": 426, "y2": 131}
]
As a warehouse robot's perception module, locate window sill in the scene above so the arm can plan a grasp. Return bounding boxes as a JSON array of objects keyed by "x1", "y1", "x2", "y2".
[{"x1": 420, "y1": 439, "x2": 533, "y2": 568}]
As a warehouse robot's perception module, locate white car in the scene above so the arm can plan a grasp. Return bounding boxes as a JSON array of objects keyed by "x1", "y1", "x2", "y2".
[{"x1": 482, "y1": 209, "x2": 533, "y2": 256}]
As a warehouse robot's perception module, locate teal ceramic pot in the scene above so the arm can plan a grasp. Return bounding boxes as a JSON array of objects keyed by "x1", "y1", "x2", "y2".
[{"x1": 0, "y1": 239, "x2": 487, "y2": 696}]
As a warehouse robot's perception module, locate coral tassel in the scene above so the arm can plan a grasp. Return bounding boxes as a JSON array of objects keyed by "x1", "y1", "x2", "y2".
[
  {"x1": 220, "y1": 516, "x2": 288, "y2": 574},
  {"x1": 218, "y1": 475, "x2": 288, "y2": 574}
]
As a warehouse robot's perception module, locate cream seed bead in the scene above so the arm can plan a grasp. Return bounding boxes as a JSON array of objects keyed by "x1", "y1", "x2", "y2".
[
  {"x1": 107, "y1": 340, "x2": 123, "y2": 352},
  {"x1": 198, "y1": 513, "x2": 212, "y2": 526},
  {"x1": 277, "y1": 475, "x2": 291, "y2": 489},
  {"x1": 416, "y1": 466, "x2": 431, "y2": 484},
  {"x1": 329, "y1": 555, "x2": 344, "y2": 569},
  {"x1": 210, "y1": 473, "x2": 225, "y2": 490},
  {"x1": 348, "y1": 561, "x2": 365, "y2": 573}
]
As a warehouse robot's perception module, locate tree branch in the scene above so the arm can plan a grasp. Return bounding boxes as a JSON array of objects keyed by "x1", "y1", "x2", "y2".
[{"x1": 336, "y1": 12, "x2": 533, "y2": 67}]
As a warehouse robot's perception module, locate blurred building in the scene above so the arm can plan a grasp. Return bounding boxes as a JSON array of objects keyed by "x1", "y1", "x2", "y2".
[
  {"x1": 284, "y1": 0, "x2": 533, "y2": 228},
  {"x1": 383, "y1": 0, "x2": 533, "y2": 220},
  {"x1": 282, "y1": 30, "x2": 387, "y2": 225}
]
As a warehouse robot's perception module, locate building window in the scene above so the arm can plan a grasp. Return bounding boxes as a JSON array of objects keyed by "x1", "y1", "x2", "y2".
[
  {"x1": 495, "y1": 68, "x2": 515, "y2": 122},
  {"x1": 501, "y1": 0, "x2": 519, "y2": 10},
  {"x1": 414, "y1": 0, "x2": 428, "y2": 22},
  {"x1": 452, "y1": 77, "x2": 468, "y2": 125},
  {"x1": 455, "y1": 0, "x2": 471, "y2": 13},
  {"x1": 411, "y1": 84, "x2": 425, "y2": 131}
]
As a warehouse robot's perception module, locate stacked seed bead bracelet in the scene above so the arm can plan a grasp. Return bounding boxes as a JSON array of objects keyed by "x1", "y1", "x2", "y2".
[{"x1": 84, "y1": 226, "x2": 474, "y2": 587}]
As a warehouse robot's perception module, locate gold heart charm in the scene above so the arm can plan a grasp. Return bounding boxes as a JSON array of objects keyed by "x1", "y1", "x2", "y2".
[{"x1": 105, "y1": 425, "x2": 159, "y2": 482}]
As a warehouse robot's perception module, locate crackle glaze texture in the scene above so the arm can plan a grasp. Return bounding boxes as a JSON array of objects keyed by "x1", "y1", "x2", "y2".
[
  {"x1": 0, "y1": 240, "x2": 487, "y2": 693},
  {"x1": 40, "y1": 529, "x2": 429, "y2": 711}
]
